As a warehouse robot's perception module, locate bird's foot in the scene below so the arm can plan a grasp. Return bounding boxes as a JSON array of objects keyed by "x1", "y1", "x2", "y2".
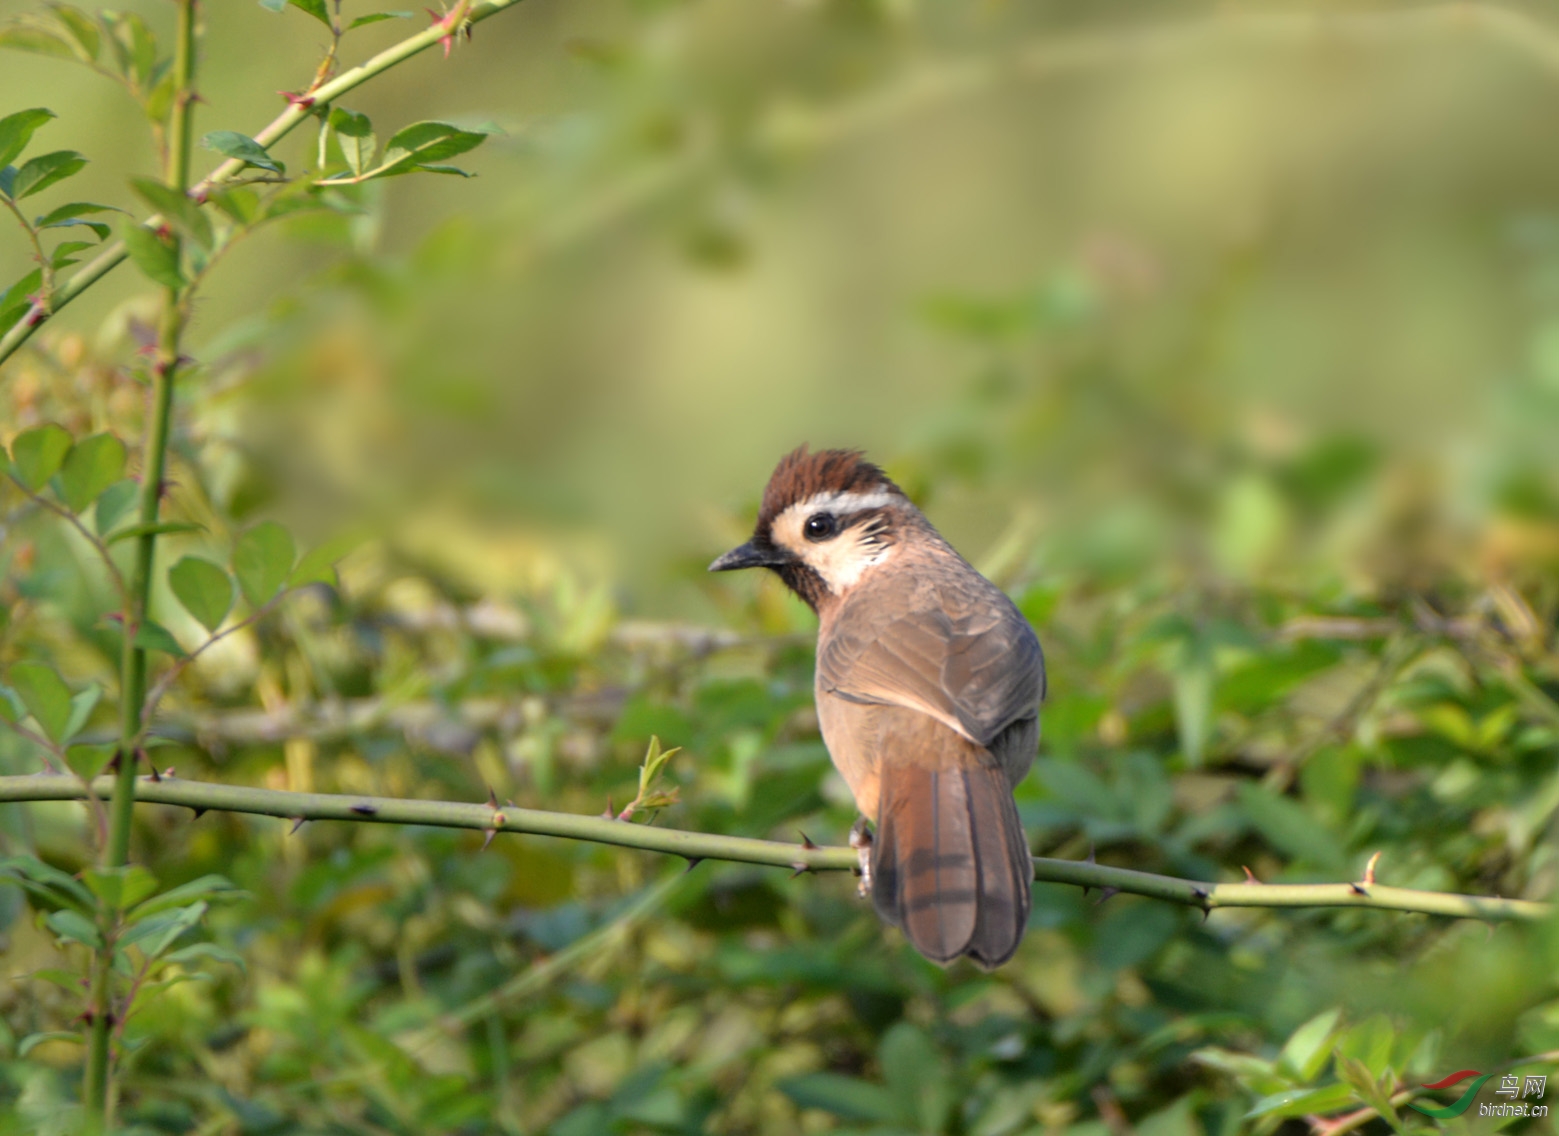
[{"x1": 848, "y1": 817, "x2": 873, "y2": 898}]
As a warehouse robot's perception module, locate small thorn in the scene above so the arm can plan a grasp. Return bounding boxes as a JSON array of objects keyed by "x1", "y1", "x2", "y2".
[
  {"x1": 486, "y1": 785, "x2": 499, "y2": 809},
  {"x1": 799, "y1": 831, "x2": 818, "y2": 850},
  {"x1": 1094, "y1": 886, "x2": 1120, "y2": 906},
  {"x1": 1190, "y1": 886, "x2": 1209, "y2": 901},
  {"x1": 189, "y1": 807, "x2": 205, "y2": 820},
  {"x1": 147, "y1": 758, "x2": 161, "y2": 782},
  {"x1": 1200, "y1": 907, "x2": 1211, "y2": 923},
  {"x1": 1086, "y1": 842, "x2": 1097, "y2": 865},
  {"x1": 601, "y1": 796, "x2": 614, "y2": 820},
  {"x1": 350, "y1": 803, "x2": 377, "y2": 816},
  {"x1": 289, "y1": 817, "x2": 306, "y2": 835},
  {"x1": 481, "y1": 829, "x2": 496, "y2": 851},
  {"x1": 791, "y1": 864, "x2": 809, "y2": 878},
  {"x1": 1350, "y1": 883, "x2": 1369, "y2": 897},
  {"x1": 1362, "y1": 850, "x2": 1381, "y2": 887},
  {"x1": 1242, "y1": 865, "x2": 1260, "y2": 884},
  {"x1": 683, "y1": 857, "x2": 702, "y2": 874}
]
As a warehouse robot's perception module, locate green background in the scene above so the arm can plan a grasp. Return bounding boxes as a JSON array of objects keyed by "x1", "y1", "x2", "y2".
[{"x1": 3, "y1": 1, "x2": 1559, "y2": 1132}]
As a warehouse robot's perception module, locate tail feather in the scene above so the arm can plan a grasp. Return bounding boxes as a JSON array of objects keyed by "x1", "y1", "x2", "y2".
[{"x1": 872, "y1": 763, "x2": 1031, "y2": 968}]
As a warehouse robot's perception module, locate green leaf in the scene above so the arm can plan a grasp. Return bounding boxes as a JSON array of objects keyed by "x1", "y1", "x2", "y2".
[
  {"x1": 1246, "y1": 1082, "x2": 1360, "y2": 1120},
  {"x1": 0, "y1": 854, "x2": 96, "y2": 911},
  {"x1": 201, "y1": 130, "x2": 284, "y2": 174},
  {"x1": 9, "y1": 422, "x2": 72, "y2": 490},
  {"x1": 83, "y1": 865, "x2": 159, "y2": 909},
  {"x1": 93, "y1": 478, "x2": 138, "y2": 534},
  {"x1": 133, "y1": 619, "x2": 187, "y2": 658},
  {"x1": 329, "y1": 108, "x2": 376, "y2": 177},
  {"x1": 11, "y1": 150, "x2": 87, "y2": 199},
  {"x1": 127, "y1": 874, "x2": 242, "y2": 920},
  {"x1": 56, "y1": 432, "x2": 126, "y2": 512},
  {"x1": 1279, "y1": 1008, "x2": 1343, "y2": 1082},
  {"x1": 778, "y1": 1074, "x2": 899, "y2": 1123},
  {"x1": 49, "y1": 239, "x2": 92, "y2": 268},
  {"x1": 371, "y1": 120, "x2": 487, "y2": 178},
  {"x1": 18, "y1": 1032, "x2": 82, "y2": 1057},
  {"x1": 0, "y1": 268, "x2": 44, "y2": 330},
  {"x1": 286, "y1": 0, "x2": 332, "y2": 27},
  {"x1": 288, "y1": 531, "x2": 361, "y2": 589},
  {"x1": 129, "y1": 176, "x2": 212, "y2": 249},
  {"x1": 45, "y1": 908, "x2": 104, "y2": 948},
  {"x1": 103, "y1": 11, "x2": 157, "y2": 89},
  {"x1": 0, "y1": 25, "x2": 75, "y2": 59},
  {"x1": 65, "y1": 742, "x2": 115, "y2": 779},
  {"x1": 348, "y1": 11, "x2": 412, "y2": 29},
  {"x1": 0, "y1": 107, "x2": 55, "y2": 169},
  {"x1": 0, "y1": 683, "x2": 25, "y2": 724},
  {"x1": 208, "y1": 187, "x2": 260, "y2": 226},
  {"x1": 106, "y1": 520, "x2": 204, "y2": 546},
  {"x1": 61, "y1": 683, "x2": 100, "y2": 744},
  {"x1": 161, "y1": 941, "x2": 247, "y2": 973},
  {"x1": 170, "y1": 556, "x2": 235, "y2": 633},
  {"x1": 121, "y1": 220, "x2": 185, "y2": 288},
  {"x1": 119, "y1": 900, "x2": 205, "y2": 957},
  {"x1": 29, "y1": 968, "x2": 84, "y2": 992},
  {"x1": 51, "y1": 6, "x2": 101, "y2": 62},
  {"x1": 8, "y1": 661, "x2": 72, "y2": 743},
  {"x1": 233, "y1": 520, "x2": 296, "y2": 606}
]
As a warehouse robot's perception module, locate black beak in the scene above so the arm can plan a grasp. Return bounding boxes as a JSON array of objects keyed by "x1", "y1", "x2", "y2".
[{"x1": 708, "y1": 539, "x2": 786, "y2": 572}]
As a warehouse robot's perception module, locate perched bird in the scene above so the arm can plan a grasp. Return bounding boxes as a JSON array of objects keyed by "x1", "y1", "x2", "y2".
[{"x1": 710, "y1": 446, "x2": 1045, "y2": 968}]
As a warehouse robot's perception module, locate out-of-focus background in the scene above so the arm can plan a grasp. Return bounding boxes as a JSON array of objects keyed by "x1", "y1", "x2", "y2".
[{"x1": 5, "y1": 1, "x2": 1559, "y2": 1132}]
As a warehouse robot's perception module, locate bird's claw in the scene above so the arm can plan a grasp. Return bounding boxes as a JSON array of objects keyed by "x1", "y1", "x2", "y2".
[{"x1": 849, "y1": 817, "x2": 873, "y2": 898}]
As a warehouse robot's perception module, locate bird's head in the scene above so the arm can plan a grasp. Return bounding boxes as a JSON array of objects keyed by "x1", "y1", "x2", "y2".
[{"x1": 709, "y1": 446, "x2": 912, "y2": 611}]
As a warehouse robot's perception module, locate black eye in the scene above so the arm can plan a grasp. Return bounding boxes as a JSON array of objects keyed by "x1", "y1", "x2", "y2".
[{"x1": 804, "y1": 513, "x2": 837, "y2": 541}]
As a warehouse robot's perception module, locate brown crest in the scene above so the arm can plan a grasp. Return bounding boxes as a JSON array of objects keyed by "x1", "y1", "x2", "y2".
[{"x1": 757, "y1": 446, "x2": 901, "y2": 529}]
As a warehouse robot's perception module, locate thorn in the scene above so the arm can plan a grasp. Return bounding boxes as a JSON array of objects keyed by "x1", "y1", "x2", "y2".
[
  {"x1": 683, "y1": 857, "x2": 702, "y2": 874},
  {"x1": 1086, "y1": 842, "x2": 1097, "y2": 864},
  {"x1": 1242, "y1": 865, "x2": 1260, "y2": 884},
  {"x1": 480, "y1": 829, "x2": 496, "y2": 852},
  {"x1": 799, "y1": 831, "x2": 818, "y2": 850},
  {"x1": 279, "y1": 90, "x2": 316, "y2": 109},
  {"x1": 1350, "y1": 883, "x2": 1369, "y2": 897},
  {"x1": 601, "y1": 796, "x2": 614, "y2": 820},
  {"x1": 189, "y1": 807, "x2": 205, "y2": 819},
  {"x1": 486, "y1": 785, "x2": 499, "y2": 809},
  {"x1": 1094, "y1": 886, "x2": 1120, "y2": 906},
  {"x1": 1190, "y1": 886, "x2": 1209, "y2": 901},
  {"x1": 1362, "y1": 850, "x2": 1381, "y2": 887},
  {"x1": 350, "y1": 803, "x2": 377, "y2": 816},
  {"x1": 791, "y1": 864, "x2": 809, "y2": 879},
  {"x1": 1200, "y1": 907, "x2": 1211, "y2": 923},
  {"x1": 289, "y1": 817, "x2": 306, "y2": 835},
  {"x1": 146, "y1": 756, "x2": 161, "y2": 782},
  {"x1": 107, "y1": 748, "x2": 123, "y2": 773}
]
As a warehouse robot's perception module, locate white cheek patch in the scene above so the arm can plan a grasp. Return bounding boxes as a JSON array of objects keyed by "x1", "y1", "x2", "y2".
[{"x1": 770, "y1": 495, "x2": 898, "y2": 594}]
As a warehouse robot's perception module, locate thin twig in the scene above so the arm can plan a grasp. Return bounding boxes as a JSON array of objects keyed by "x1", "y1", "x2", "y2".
[
  {"x1": 0, "y1": 774, "x2": 1547, "y2": 923},
  {"x1": 137, "y1": 593, "x2": 288, "y2": 737},
  {"x1": 7, "y1": 474, "x2": 130, "y2": 605}
]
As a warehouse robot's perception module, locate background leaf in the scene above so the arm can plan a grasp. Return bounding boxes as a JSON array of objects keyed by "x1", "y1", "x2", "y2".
[
  {"x1": 9, "y1": 422, "x2": 72, "y2": 490},
  {"x1": 56, "y1": 432, "x2": 126, "y2": 513},
  {"x1": 0, "y1": 106, "x2": 55, "y2": 168},
  {"x1": 232, "y1": 521, "x2": 296, "y2": 606},
  {"x1": 170, "y1": 556, "x2": 235, "y2": 633}
]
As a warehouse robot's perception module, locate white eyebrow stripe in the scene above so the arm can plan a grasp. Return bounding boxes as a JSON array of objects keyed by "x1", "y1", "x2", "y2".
[{"x1": 793, "y1": 489, "x2": 900, "y2": 516}]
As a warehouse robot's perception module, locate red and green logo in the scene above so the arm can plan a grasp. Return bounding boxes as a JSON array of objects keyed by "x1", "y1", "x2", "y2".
[{"x1": 1408, "y1": 1071, "x2": 1492, "y2": 1118}]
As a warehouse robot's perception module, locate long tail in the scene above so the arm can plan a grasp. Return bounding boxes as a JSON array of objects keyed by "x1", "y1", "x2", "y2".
[{"x1": 870, "y1": 762, "x2": 1032, "y2": 969}]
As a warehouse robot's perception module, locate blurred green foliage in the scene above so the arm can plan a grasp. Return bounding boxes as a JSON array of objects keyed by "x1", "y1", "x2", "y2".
[{"x1": 5, "y1": 0, "x2": 1559, "y2": 1132}]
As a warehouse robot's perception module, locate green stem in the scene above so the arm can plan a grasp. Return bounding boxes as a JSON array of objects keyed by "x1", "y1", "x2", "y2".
[
  {"x1": 1, "y1": 774, "x2": 1546, "y2": 923},
  {"x1": 0, "y1": 0, "x2": 529, "y2": 369},
  {"x1": 83, "y1": 5, "x2": 199, "y2": 1124}
]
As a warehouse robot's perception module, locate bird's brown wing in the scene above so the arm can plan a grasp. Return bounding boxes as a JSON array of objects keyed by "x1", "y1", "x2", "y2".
[{"x1": 818, "y1": 569, "x2": 1044, "y2": 750}]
